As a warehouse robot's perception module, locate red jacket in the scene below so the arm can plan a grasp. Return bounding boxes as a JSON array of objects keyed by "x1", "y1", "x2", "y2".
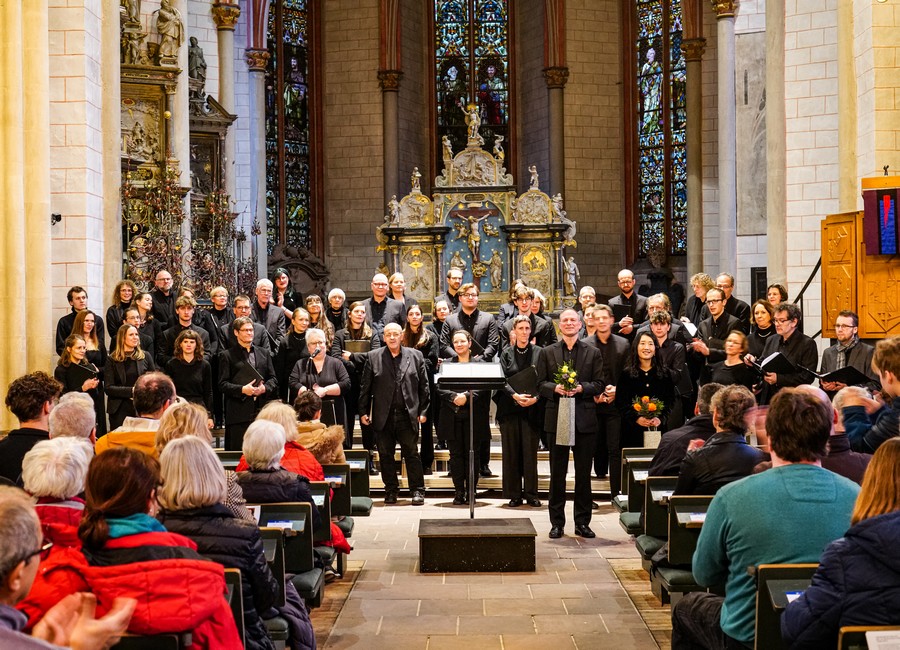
[
  {"x1": 35, "y1": 498, "x2": 84, "y2": 552},
  {"x1": 19, "y1": 531, "x2": 241, "y2": 649},
  {"x1": 236, "y1": 441, "x2": 324, "y2": 481}
]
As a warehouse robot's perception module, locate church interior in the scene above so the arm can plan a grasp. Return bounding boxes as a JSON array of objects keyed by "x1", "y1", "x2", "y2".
[{"x1": 0, "y1": 0, "x2": 899, "y2": 647}]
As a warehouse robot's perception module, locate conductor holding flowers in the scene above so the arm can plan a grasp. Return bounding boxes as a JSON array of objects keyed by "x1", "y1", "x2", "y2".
[{"x1": 537, "y1": 308, "x2": 606, "y2": 539}]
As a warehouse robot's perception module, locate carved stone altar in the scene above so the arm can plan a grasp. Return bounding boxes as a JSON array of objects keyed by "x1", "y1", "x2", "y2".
[{"x1": 377, "y1": 119, "x2": 577, "y2": 313}]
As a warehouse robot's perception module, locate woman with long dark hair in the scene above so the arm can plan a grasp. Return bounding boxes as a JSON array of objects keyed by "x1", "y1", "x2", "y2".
[
  {"x1": 427, "y1": 298, "x2": 451, "y2": 451},
  {"x1": 18, "y1": 447, "x2": 243, "y2": 647},
  {"x1": 305, "y1": 294, "x2": 335, "y2": 349},
  {"x1": 401, "y1": 303, "x2": 438, "y2": 472},
  {"x1": 134, "y1": 291, "x2": 162, "y2": 343},
  {"x1": 105, "y1": 325, "x2": 155, "y2": 430},
  {"x1": 615, "y1": 331, "x2": 676, "y2": 450},
  {"x1": 166, "y1": 329, "x2": 213, "y2": 428},
  {"x1": 55, "y1": 333, "x2": 105, "y2": 435},
  {"x1": 271, "y1": 266, "x2": 301, "y2": 318}
]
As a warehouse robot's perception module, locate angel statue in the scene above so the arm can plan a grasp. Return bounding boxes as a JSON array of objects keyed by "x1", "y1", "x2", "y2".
[
  {"x1": 528, "y1": 165, "x2": 539, "y2": 190},
  {"x1": 493, "y1": 135, "x2": 505, "y2": 162},
  {"x1": 385, "y1": 195, "x2": 400, "y2": 224},
  {"x1": 442, "y1": 135, "x2": 453, "y2": 161},
  {"x1": 462, "y1": 103, "x2": 483, "y2": 145}
]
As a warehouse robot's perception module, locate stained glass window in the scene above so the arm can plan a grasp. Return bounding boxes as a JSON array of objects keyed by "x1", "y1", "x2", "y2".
[
  {"x1": 266, "y1": 0, "x2": 311, "y2": 254},
  {"x1": 634, "y1": 0, "x2": 686, "y2": 256},
  {"x1": 434, "y1": 0, "x2": 510, "y2": 171}
]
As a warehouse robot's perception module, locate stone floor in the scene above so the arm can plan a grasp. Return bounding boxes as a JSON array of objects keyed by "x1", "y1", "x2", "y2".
[{"x1": 320, "y1": 495, "x2": 664, "y2": 649}]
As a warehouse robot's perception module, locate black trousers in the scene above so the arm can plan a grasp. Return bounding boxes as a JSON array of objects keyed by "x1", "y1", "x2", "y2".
[
  {"x1": 671, "y1": 592, "x2": 752, "y2": 650},
  {"x1": 447, "y1": 418, "x2": 482, "y2": 493},
  {"x1": 420, "y1": 412, "x2": 434, "y2": 469},
  {"x1": 599, "y1": 409, "x2": 623, "y2": 496},
  {"x1": 548, "y1": 431, "x2": 597, "y2": 529},
  {"x1": 375, "y1": 409, "x2": 424, "y2": 493},
  {"x1": 499, "y1": 415, "x2": 539, "y2": 500},
  {"x1": 225, "y1": 421, "x2": 251, "y2": 451}
]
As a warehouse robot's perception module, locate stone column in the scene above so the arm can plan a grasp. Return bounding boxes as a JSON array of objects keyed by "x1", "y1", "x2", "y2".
[
  {"x1": 837, "y1": 1, "x2": 857, "y2": 212},
  {"x1": 543, "y1": 67, "x2": 569, "y2": 196},
  {"x1": 378, "y1": 70, "x2": 402, "y2": 207},
  {"x1": 713, "y1": 0, "x2": 737, "y2": 277},
  {"x1": 246, "y1": 49, "x2": 270, "y2": 278},
  {"x1": 765, "y1": 0, "x2": 786, "y2": 283},
  {"x1": 682, "y1": 38, "x2": 706, "y2": 277},
  {"x1": 172, "y1": 0, "x2": 191, "y2": 200},
  {"x1": 212, "y1": 2, "x2": 241, "y2": 199}
]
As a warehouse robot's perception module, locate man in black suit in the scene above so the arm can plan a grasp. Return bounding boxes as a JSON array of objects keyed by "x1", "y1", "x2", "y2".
[
  {"x1": 608, "y1": 269, "x2": 647, "y2": 341},
  {"x1": 439, "y1": 282, "x2": 501, "y2": 477},
  {"x1": 0, "y1": 372, "x2": 62, "y2": 483},
  {"x1": 439, "y1": 282, "x2": 500, "y2": 361},
  {"x1": 219, "y1": 296, "x2": 271, "y2": 353},
  {"x1": 698, "y1": 273, "x2": 751, "y2": 333},
  {"x1": 155, "y1": 296, "x2": 214, "y2": 367},
  {"x1": 499, "y1": 286, "x2": 557, "y2": 352},
  {"x1": 537, "y1": 309, "x2": 606, "y2": 539},
  {"x1": 250, "y1": 279, "x2": 286, "y2": 349},
  {"x1": 689, "y1": 288, "x2": 742, "y2": 367},
  {"x1": 150, "y1": 269, "x2": 176, "y2": 330},
  {"x1": 438, "y1": 268, "x2": 463, "y2": 313},
  {"x1": 219, "y1": 316, "x2": 278, "y2": 450},
  {"x1": 359, "y1": 323, "x2": 430, "y2": 505},
  {"x1": 55, "y1": 286, "x2": 107, "y2": 355},
  {"x1": 362, "y1": 273, "x2": 406, "y2": 336}
]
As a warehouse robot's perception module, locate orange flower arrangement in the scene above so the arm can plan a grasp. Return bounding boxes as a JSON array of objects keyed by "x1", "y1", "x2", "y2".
[{"x1": 632, "y1": 395, "x2": 664, "y2": 418}]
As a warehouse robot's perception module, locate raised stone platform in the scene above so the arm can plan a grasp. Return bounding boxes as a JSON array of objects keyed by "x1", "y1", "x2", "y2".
[{"x1": 418, "y1": 518, "x2": 537, "y2": 573}]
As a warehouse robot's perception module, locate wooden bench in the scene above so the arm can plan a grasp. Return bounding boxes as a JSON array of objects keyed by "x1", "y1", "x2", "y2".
[
  {"x1": 343, "y1": 449, "x2": 373, "y2": 516},
  {"x1": 615, "y1": 447, "x2": 658, "y2": 512},
  {"x1": 308, "y1": 481, "x2": 344, "y2": 577},
  {"x1": 754, "y1": 563, "x2": 818, "y2": 650},
  {"x1": 651, "y1": 495, "x2": 714, "y2": 605},
  {"x1": 618, "y1": 459, "x2": 652, "y2": 535},
  {"x1": 259, "y1": 528, "x2": 290, "y2": 647},
  {"x1": 214, "y1": 449, "x2": 243, "y2": 471},
  {"x1": 838, "y1": 626, "x2": 900, "y2": 650},
  {"x1": 223, "y1": 569, "x2": 244, "y2": 647},
  {"x1": 634, "y1": 475, "x2": 677, "y2": 571},
  {"x1": 321, "y1": 463, "x2": 355, "y2": 539}
]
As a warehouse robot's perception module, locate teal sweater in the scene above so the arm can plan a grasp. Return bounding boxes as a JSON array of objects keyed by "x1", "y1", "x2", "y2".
[{"x1": 691, "y1": 464, "x2": 859, "y2": 644}]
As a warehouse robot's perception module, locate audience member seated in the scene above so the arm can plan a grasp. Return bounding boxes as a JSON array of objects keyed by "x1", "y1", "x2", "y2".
[
  {"x1": 0, "y1": 485, "x2": 135, "y2": 649},
  {"x1": 154, "y1": 401, "x2": 254, "y2": 522},
  {"x1": 824, "y1": 386, "x2": 873, "y2": 484},
  {"x1": 295, "y1": 391, "x2": 346, "y2": 466},
  {"x1": 235, "y1": 420, "x2": 320, "y2": 531},
  {"x1": 648, "y1": 382, "x2": 722, "y2": 477},
  {"x1": 95, "y1": 372, "x2": 175, "y2": 457},
  {"x1": 671, "y1": 388, "x2": 860, "y2": 649},
  {"x1": 22, "y1": 437, "x2": 93, "y2": 547},
  {"x1": 49, "y1": 393, "x2": 97, "y2": 443},
  {"x1": 781, "y1": 437, "x2": 900, "y2": 648},
  {"x1": 840, "y1": 337, "x2": 900, "y2": 453},
  {"x1": 0, "y1": 372, "x2": 62, "y2": 484},
  {"x1": 673, "y1": 385, "x2": 765, "y2": 495},
  {"x1": 18, "y1": 448, "x2": 242, "y2": 647},
  {"x1": 158, "y1": 437, "x2": 315, "y2": 650}
]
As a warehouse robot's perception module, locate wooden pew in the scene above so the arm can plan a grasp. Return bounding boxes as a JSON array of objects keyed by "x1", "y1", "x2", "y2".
[
  {"x1": 754, "y1": 563, "x2": 818, "y2": 650},
  {"x1": 838, "y1": 626, "x2": 900, "y2": 650},
  {"x1": 618, "y1": 459, "x2": 652, "y2": 535},
  {"x1": 214, "y1": 449, "x2": 243, "y2": 471},
  {"x1": 322, "y1": 463, "x2": 355, "y2": 539},
  {"x1": 634, "y1": 475, "x2": 677, "y2": 571},
  {"x1": 651, "y1": 495, "x2": 714, "y2": 605},
  {"x1": 343, "y1": 449, "x2": 374, "y2": 516},
  {"x1": 259, "y1": 528, "x2": 290, "y2": 647},
  {"x1": 308, "y1": 481, "x2": 344, "y2": 577},
  {"x1": 615, "y1": 447, "x2": 657, "y2": 512},
  {"x1": 223, "y1": 569, "x2": 245, "y2": 647}
]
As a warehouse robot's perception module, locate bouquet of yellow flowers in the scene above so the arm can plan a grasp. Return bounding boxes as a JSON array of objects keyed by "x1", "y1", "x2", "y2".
[
  {"x1": 554, "y1": 363, "x2": 578, "y2": 390},
  {"x1": 632, "y1": 395, "x2": 664, "y2": 417}
]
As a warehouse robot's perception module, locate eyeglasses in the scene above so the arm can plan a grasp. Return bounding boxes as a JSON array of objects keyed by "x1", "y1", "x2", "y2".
[
  {"x1": 834, "y1": 324, "x2": 856, "y2": 330},
  {"x1": 20, "y1": 539, "x2": 53, "y2": 565},
  {"x1": 461, "y1": 293, "x2": 478, "y2": 298},
  {"x1": 707, "y1": 298, "x2": 723, "y2": 304},
  {"x1": 774, "y1": 318, "x2": 793, "y2": 324}
]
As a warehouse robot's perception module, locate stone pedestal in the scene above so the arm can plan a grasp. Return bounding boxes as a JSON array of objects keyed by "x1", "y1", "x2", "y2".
[{"x1": 418, "y1": 518, "x2": 537, "y2": 573}]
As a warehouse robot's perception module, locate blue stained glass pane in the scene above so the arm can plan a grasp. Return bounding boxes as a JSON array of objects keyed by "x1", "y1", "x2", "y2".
[{"x1": 475, "y1": 0, "x2": 506, "y2": 22}]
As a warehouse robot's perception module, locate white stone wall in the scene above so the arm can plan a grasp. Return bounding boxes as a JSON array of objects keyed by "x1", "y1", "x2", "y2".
[
  {"x1": 49, "y1": 0, "x2": 106, "y2": 326},
  {"x1": 232, "y1": 11, "x2": 253, "y2": 233},
  {"x1": 702, "y1": 7, "x2": 720, "y2": 274},
  {"x1": 784, "y1": 0, "x2": 839, "y2": 343},
  {"x1": 734, "y1": 0, "x2": 766, "y2": 34},
  {"x1": 186, "y1": 0, "x2": 219, "y2": 100}
]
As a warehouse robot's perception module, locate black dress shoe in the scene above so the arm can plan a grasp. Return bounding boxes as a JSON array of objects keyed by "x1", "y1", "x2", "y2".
[
  {"x1": 411, "y1": 490, "x2": 425, "y2": 506},
  {"x1": 479, "y1": 465, "x2": 492, "y2": 478},
  {"x1": 591, "y1": 501, "x2": 599, "y2": 510},
  {"x1": 574, "y1": 525, "x2": 596, "y2": 538},
  {"x1": 526, "y1": 498, "x2": 542, "y2": 507},
  {"x1": 423, "y1": 467, "x2": 433, "y2": 475},
  {"x1": 548, "y1": 526, "x2": 564, "y2": 539},
  {"x1": 384, "y1": 491, "x2": 398, "y2": 504},
  {"x1": 452, "y1": 491, "x2": 466, "y2": 505},
  {"x1": 507, "y1": 498, "x2": 522, "y2": 508}
]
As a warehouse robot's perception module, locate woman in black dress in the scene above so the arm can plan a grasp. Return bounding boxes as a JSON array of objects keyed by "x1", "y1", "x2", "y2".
[
  {"x1": 332, "y1": 301, "x2": 374, "y2": 456},
  {"x1": 305, "y1": 294, "x2": 335, "y2": 349},
  {"x1": 166, "y1": 329, "x2": 214, "y2": 429},
  {"x1": 289, "y1": 328, "x2": 351, "y2": 438},
  {"x1": 106, "y1": 279, "x2": 136, "y2": 350},
  {"x1": 438, "y1": 330, "x2": 492, "y2": 505},
  {"x1": 55, "y1": 334, "x2": 105, "y2": 434},
  {"x1": 495, "y1": 315, "x2": 542, "y2": 507},
  {"x1": 388, "y1": 272, "x2": 417, "y2": 312},
  {"x1": 274, "y1": 307, "x2": 311, "y2": 402},
  {"x1": 73, "y1": 310, "x2": 107, "y2": 435},
  {"x1": 401, "y1": 303, "x2": 438, "y2": 473},
  {"x1": 615, "y1": 331, "x2": 676, "y2": 449},
  {"x1": 326, "y1": 288, "x2": 347, "y2": 332},
  {"x1": 700, "y1": 331, "x2": 759, "y2": 391},
  {"x1": 427, "y1": 299, "x2": 451, "y2": 450},
  {"x1": 105, "y1": 325, "x2": 156, "y2": 429},
  {"x1": 271, "y1": 266, "x2": 301, "y2": 319},
  {"x1": 748, "y1": 299, "x2": 776, "y2": 358},
  {"x1": 134, "y1": 291, "x2": 162, "y2": 345}
]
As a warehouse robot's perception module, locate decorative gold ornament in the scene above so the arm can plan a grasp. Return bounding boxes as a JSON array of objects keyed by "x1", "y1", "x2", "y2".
[
  {"x1": 681, "y1": 38, "x2": 707, "y2": 61},
  {"x1": 378, "y1": 69, "x2": 403, "y2": 91},
  {"x1": 710, "y1": 0, "x2": 736, "y2": 17},
  {"x1": 542, "y1": 66, "x2": 569, "y2": 89},
  {"x1": 244, "y1": 49, "x2": 270, "y2": 71},
  {"x1": 212, "y1": 3, "x2": 241, "y2": 30}
]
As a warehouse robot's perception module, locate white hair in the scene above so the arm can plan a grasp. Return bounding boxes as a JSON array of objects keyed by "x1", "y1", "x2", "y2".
[
  {"x1": 256, "y1": 278, "x2": 273, "y2": 291},
  {"x1": 257, "y1": 402, "x2": 300, "y2": 443},
  {"x1": 158, "y1": 436, "x2": 227, "y2": 511},
  {"x1": 49, "y1": 394, "x2": 96, "y2": 440},
  {"x1": 22, "y1": 437, "x2": 93, "y2": 500},
  {"x1": 328, "y1": 288, "x2": 345, "y2": 301},
  {"x1": 306, "y1": 327, "x2": 326, "y2": 347},
  {"x1": 833, "y1": 385, "x2": 871, "y2": 429},
  {"x1": 242, "y1": 420, "x2": 286, "y2": 470}
]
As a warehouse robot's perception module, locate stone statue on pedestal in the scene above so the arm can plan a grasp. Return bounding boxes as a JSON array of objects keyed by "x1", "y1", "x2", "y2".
[
  {"x1": 564, "y1": 256, "x2": 579, "y2": 296},
  {"x1": 529, "y1": 165, "x2": 539, "y2": 190},
  {"x1": 155, "y1": 0, "x2": 184, "y2": 59}
]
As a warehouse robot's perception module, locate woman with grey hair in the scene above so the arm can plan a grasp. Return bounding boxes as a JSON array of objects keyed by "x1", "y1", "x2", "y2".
[
  {"x1": 158, "y1": 437, "x2": 293, "y2": 650},
  {"x1": 288, "y1": 327, "x2": 351, "y2": 432},
  {"x1": 326, "y1": 287, "x2": 347, "y2": 331},
  {"x1": 235, "y1": 420, "x2": 320, "y2": 528},
  {"x1": 22, "y1": 437, "x2": 93, "y2": 546}
]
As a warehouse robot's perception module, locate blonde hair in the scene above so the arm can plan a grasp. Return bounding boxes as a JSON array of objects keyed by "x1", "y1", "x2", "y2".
[
  {"x1": 158, "y1": 437, "x2": 227, "y2": 511},
  {"x1": 256, "y1": 402, "x2": 300, "y2": 442},
  {"x1": 851, "y1": 438, "x2": 900, "y2": 525},
  {"x1": 110, "y1": 325, "x2": 145, "y2": 362},
  {"x1": 155, "y1": 401, "x2": 211, "y2": 455},
  {"x1": 242, "y1": 420, "x2": 286, "y2": 470},
  {"x1": 22, "y1": 437, "x2": 93, "y2": 500}
]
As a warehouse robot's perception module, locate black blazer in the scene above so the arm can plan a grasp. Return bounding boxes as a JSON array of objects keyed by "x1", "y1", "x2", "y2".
[
  {"x1": 156, "y1": 323, "x2": 213, "y2": 367},
  {"x1": 104, "y1": 354, "x2": 156, "y2": 416},
  {"x1": 55, "y1": 309, "x2": 107, "y2": 356},
  {"x1": 439, "y1": 309, "x2": 500, "y2": 361},
  {"x1": 699, "y1": 296, "x2": 752, "y2": 333},
  {"x1": 250, "y1": 302, "x2": 286, "y2": 349},
  {"x1": 536, "y1": 340, "x2": 606, "y2": 434},
  {"x1": 358, "y1": 346, "x2": 429, "y2": 432},
  {"x1": 362, "y1": 297, "x2": 406, "y2": 333},
  {"x1": 494, "y1": 344, "x2": 544, "y2": 429},
  {"x1": 219, "y1": 321, "x2": 271, "y2": 354},
  {"x1": 694, "y1": 313, "x2": 743, "y2": 363},
  {"x1": 608, "y1": 293, "x2": 648, "y2": 339},
  {"x1": 218, "y1": 345, "x2": 278, "y2": 426},
  {"x1": 500, "y1": 313, "x2": 557, "y2": 352}
]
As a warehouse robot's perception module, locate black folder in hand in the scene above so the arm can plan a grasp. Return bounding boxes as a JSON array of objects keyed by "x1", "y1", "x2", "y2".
[
  {"x1": 69, "y1": 362, "x2": 98, "y2": 385},
  {"x1": 234, "y1": 363, "x2": 264, "y2": 386},
  {"x1": 612, "y1": 304, "x2": 632, "y2": 322},
  {"x1": 814, "y1": 365, "x2": 873, "y2": 387},
  {"x1": 754, "y1": 352, "x2": 796, "y2": 375},
  {"x1": 506, "y1": 366, "x2": 538, "y2": 396}
]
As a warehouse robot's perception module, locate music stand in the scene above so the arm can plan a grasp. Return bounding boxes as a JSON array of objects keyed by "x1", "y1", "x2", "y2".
[{"x1": 437, "y1": 363, "x2": 506, "y2": 518}]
